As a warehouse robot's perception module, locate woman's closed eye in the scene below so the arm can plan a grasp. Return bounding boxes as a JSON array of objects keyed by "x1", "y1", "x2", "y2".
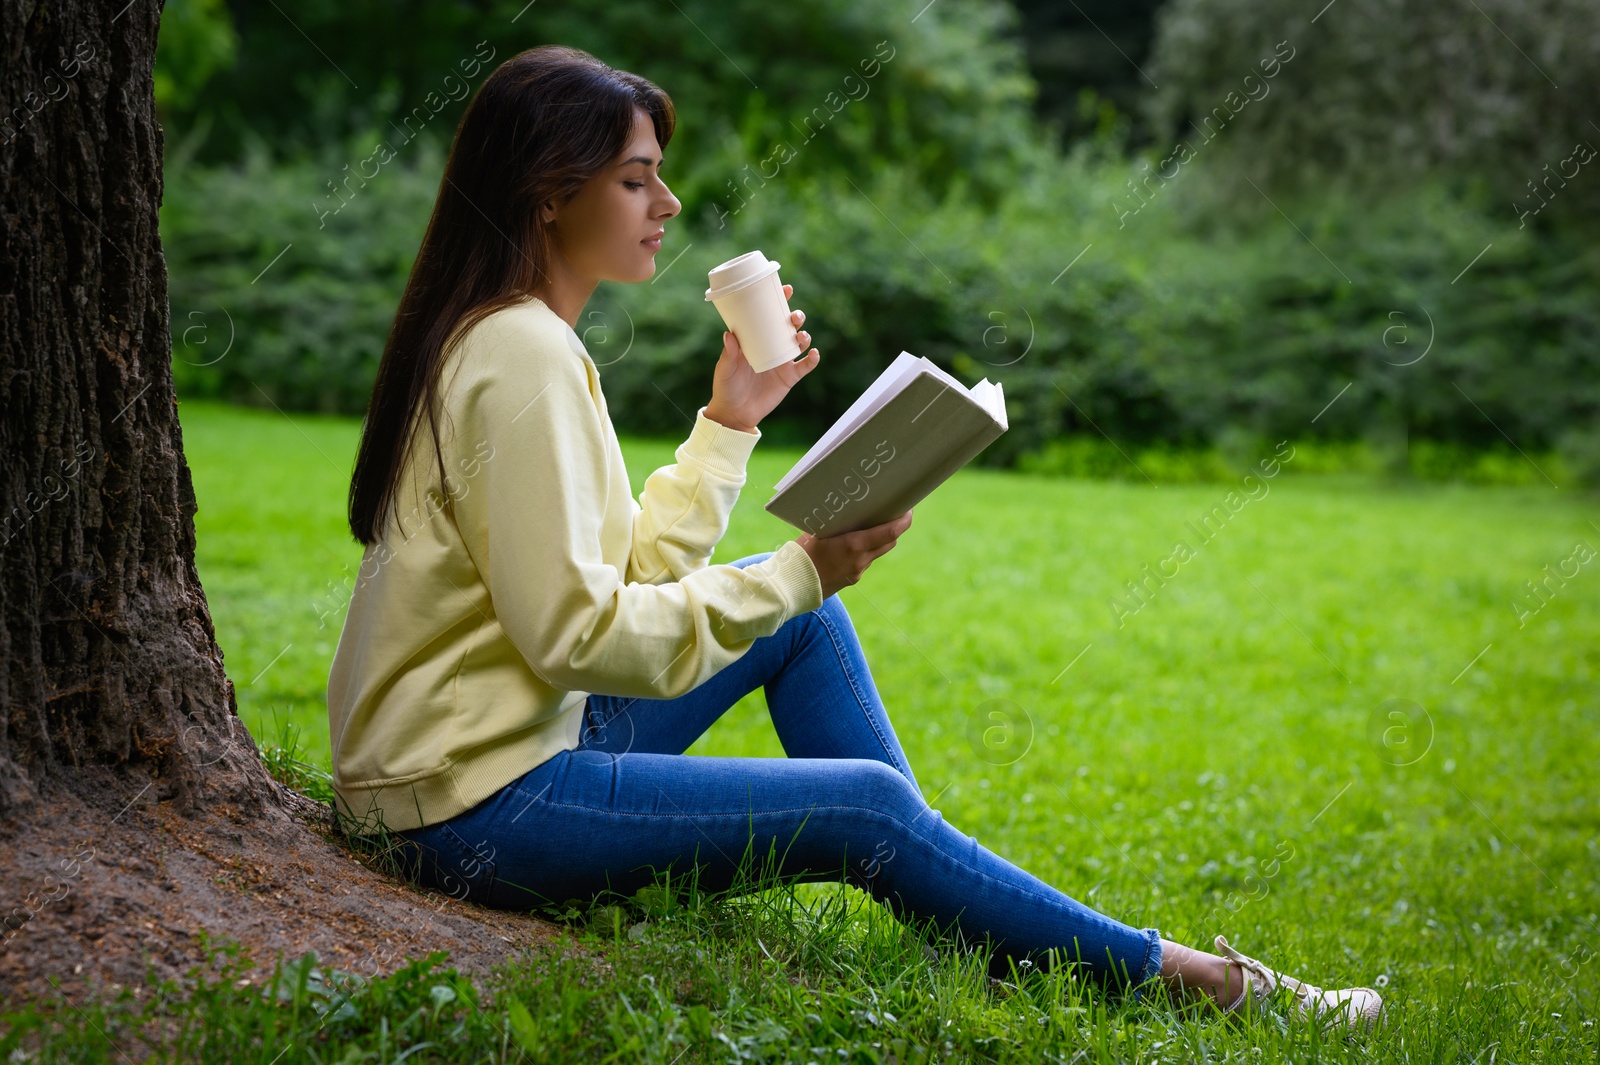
[{"x1": 623, "y1": 180, "x2": 645, "y2": 189}]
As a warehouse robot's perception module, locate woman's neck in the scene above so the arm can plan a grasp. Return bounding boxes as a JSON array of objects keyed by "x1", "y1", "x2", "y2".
[{"x1": 529, "y1": 260, "x2": 598, "y2": 330}]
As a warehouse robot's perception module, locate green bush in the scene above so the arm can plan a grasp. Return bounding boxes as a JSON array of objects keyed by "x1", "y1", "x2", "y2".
[
  {"x1": 1015, "y1": 434, "x2": 1572, "y2": 486},
  {"x1": 162, "y1": 130, "x2": 446, "y2": 414},
  {"x1": 161, "y1": 127, "x2": 1600, "y2": 485}
]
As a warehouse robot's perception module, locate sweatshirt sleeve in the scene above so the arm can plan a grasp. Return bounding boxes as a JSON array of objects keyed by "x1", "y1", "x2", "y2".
[
  {"x1": 625, "y1": 406, "x2": 764, "y2": 586},
  {"x1": 449, "y1": 316, "x2": 824, "y2": 700}
]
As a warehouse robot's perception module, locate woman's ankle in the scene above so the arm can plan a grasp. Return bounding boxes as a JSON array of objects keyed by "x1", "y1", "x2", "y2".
[
  {"x1": 1159, "y1": 940, "x2": 1241, "y2": 1006},
  {"x1": 1216, "y1": 958, "x2": 1250, "y2": 1008}
]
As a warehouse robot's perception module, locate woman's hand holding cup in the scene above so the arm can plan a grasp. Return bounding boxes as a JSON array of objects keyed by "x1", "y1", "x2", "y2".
[{"x1": 703, "y1": 284, "x2": 820, "y2": 433}]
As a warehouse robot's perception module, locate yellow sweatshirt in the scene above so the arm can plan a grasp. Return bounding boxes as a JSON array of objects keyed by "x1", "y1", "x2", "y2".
[{"x1": 326, "y1": 295, "x2": 824, "y2": 832}]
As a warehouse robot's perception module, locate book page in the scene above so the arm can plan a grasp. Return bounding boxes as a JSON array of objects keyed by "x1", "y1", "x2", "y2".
[
  {"x1": 971, "y1": 379, "x2": 1007, "y2": 428},
  {"x1": 914, "y1": 356, "x2": 972, "y2": 394}
]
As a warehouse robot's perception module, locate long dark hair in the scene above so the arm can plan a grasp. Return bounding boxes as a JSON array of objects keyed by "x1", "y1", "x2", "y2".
[{"x1": 347, "y1": 45, "x2": 676, "y2": 545}]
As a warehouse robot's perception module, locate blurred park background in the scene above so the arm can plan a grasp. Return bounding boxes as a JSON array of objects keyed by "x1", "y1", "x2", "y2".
[{"x1": 157, "y1": 0, "x2": 1599, "y2": 486}]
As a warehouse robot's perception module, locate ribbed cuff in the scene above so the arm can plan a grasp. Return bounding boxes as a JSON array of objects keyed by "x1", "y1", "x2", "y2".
[
  {"x1": 678, "y1": 406, "x2": 761, "y2": 481},
  {"x1": 763, "y1": 539, "x2": 825, "y2": 615}
]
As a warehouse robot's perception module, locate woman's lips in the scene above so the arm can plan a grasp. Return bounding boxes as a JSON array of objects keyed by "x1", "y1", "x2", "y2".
[{"x1": 642, "y1": 237, "x2": 662, "y2": 251}]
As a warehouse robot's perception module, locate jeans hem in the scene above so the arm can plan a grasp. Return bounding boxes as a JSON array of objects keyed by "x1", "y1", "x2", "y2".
[{"x1": 1127, "y1": 928, "x2": 1164, "y2": 1002}]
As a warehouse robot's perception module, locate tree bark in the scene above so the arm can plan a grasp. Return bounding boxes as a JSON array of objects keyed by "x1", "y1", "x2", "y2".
[{"x1": 0, "y1": 0, "x2": 280, "y2": 820}]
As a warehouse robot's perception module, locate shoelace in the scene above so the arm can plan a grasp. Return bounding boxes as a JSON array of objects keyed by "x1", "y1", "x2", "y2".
[
  {"x1": 1214, "y1": 938, "x2": 1274, "y2": 1012},
  {"x1": 1213, "y1": 935, "x2": 1382, "y2": 1029}
]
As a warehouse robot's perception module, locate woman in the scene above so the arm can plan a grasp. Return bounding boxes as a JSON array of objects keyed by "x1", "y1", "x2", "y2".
[{"x1": 327, "y1": 44, "x2": 1380, "y2": 1028}]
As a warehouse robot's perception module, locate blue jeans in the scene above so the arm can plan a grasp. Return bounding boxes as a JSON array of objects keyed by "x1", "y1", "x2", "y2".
[{"x1": 394, "y1": 551, "x2": 1163, "y2": 992}]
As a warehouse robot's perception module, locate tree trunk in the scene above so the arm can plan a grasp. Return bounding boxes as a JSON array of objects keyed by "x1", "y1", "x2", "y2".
[
  {"x1": 0, "y1": 0, "x2": 279, "y2": 821},
  {"x1": 0, "y1": 8, "x2": 567, "y2": 1008}
]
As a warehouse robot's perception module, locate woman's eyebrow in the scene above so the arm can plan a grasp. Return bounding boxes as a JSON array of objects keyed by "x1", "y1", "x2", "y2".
[{"x1": 621, "y1": 154, "x2": 662, "y2": 167}]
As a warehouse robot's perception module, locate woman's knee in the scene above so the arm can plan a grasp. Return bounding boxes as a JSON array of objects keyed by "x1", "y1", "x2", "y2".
[{"x1": 836, "y1": 757, "x2": 925, "y2": 822}]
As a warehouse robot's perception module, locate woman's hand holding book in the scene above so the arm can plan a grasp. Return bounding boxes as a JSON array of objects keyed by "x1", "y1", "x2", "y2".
[{"x1": 795, "y1": 509, "x2": 913, "y2": 600}]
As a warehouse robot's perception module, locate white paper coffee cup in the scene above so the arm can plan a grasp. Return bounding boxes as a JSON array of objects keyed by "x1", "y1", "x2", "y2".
[{"x1": 705, "y1": 251, "x2": 803, "y2": 373}]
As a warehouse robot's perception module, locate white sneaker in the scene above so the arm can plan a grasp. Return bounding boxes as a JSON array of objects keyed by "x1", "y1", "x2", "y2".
[{"x1": 1213, "y1": 935, "x2": 1385, "y2": 1031}]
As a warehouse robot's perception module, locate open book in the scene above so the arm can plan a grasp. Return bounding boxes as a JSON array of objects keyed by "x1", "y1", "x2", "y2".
[{"x1": 764, "y1": 351, "x2": 1008, "y2": 537}]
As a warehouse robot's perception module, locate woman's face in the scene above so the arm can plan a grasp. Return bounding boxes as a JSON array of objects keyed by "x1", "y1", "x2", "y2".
[{"x1": 544, "y1": 108, "x2": 682, "y2": 285}]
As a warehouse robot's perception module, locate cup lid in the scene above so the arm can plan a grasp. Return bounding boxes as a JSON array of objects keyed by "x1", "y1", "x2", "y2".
[{"x1": 705, "y1": 250, "x2": 781, "y2": 301}]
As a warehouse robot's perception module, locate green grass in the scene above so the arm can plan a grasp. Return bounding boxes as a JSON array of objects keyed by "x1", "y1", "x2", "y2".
[{"x1": 8, "y1": 398, "x2": 1597, "y2": 1062}]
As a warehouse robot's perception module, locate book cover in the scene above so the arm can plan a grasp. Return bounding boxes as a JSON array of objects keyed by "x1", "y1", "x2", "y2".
[{"x1": 764, "y1": 355, "x2": 1007, "y2": 537}]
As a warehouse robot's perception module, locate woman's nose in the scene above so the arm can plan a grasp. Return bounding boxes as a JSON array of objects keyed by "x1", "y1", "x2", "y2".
[{"x1": 658, "y1": 185, "x2": 682, "y2": 219}]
